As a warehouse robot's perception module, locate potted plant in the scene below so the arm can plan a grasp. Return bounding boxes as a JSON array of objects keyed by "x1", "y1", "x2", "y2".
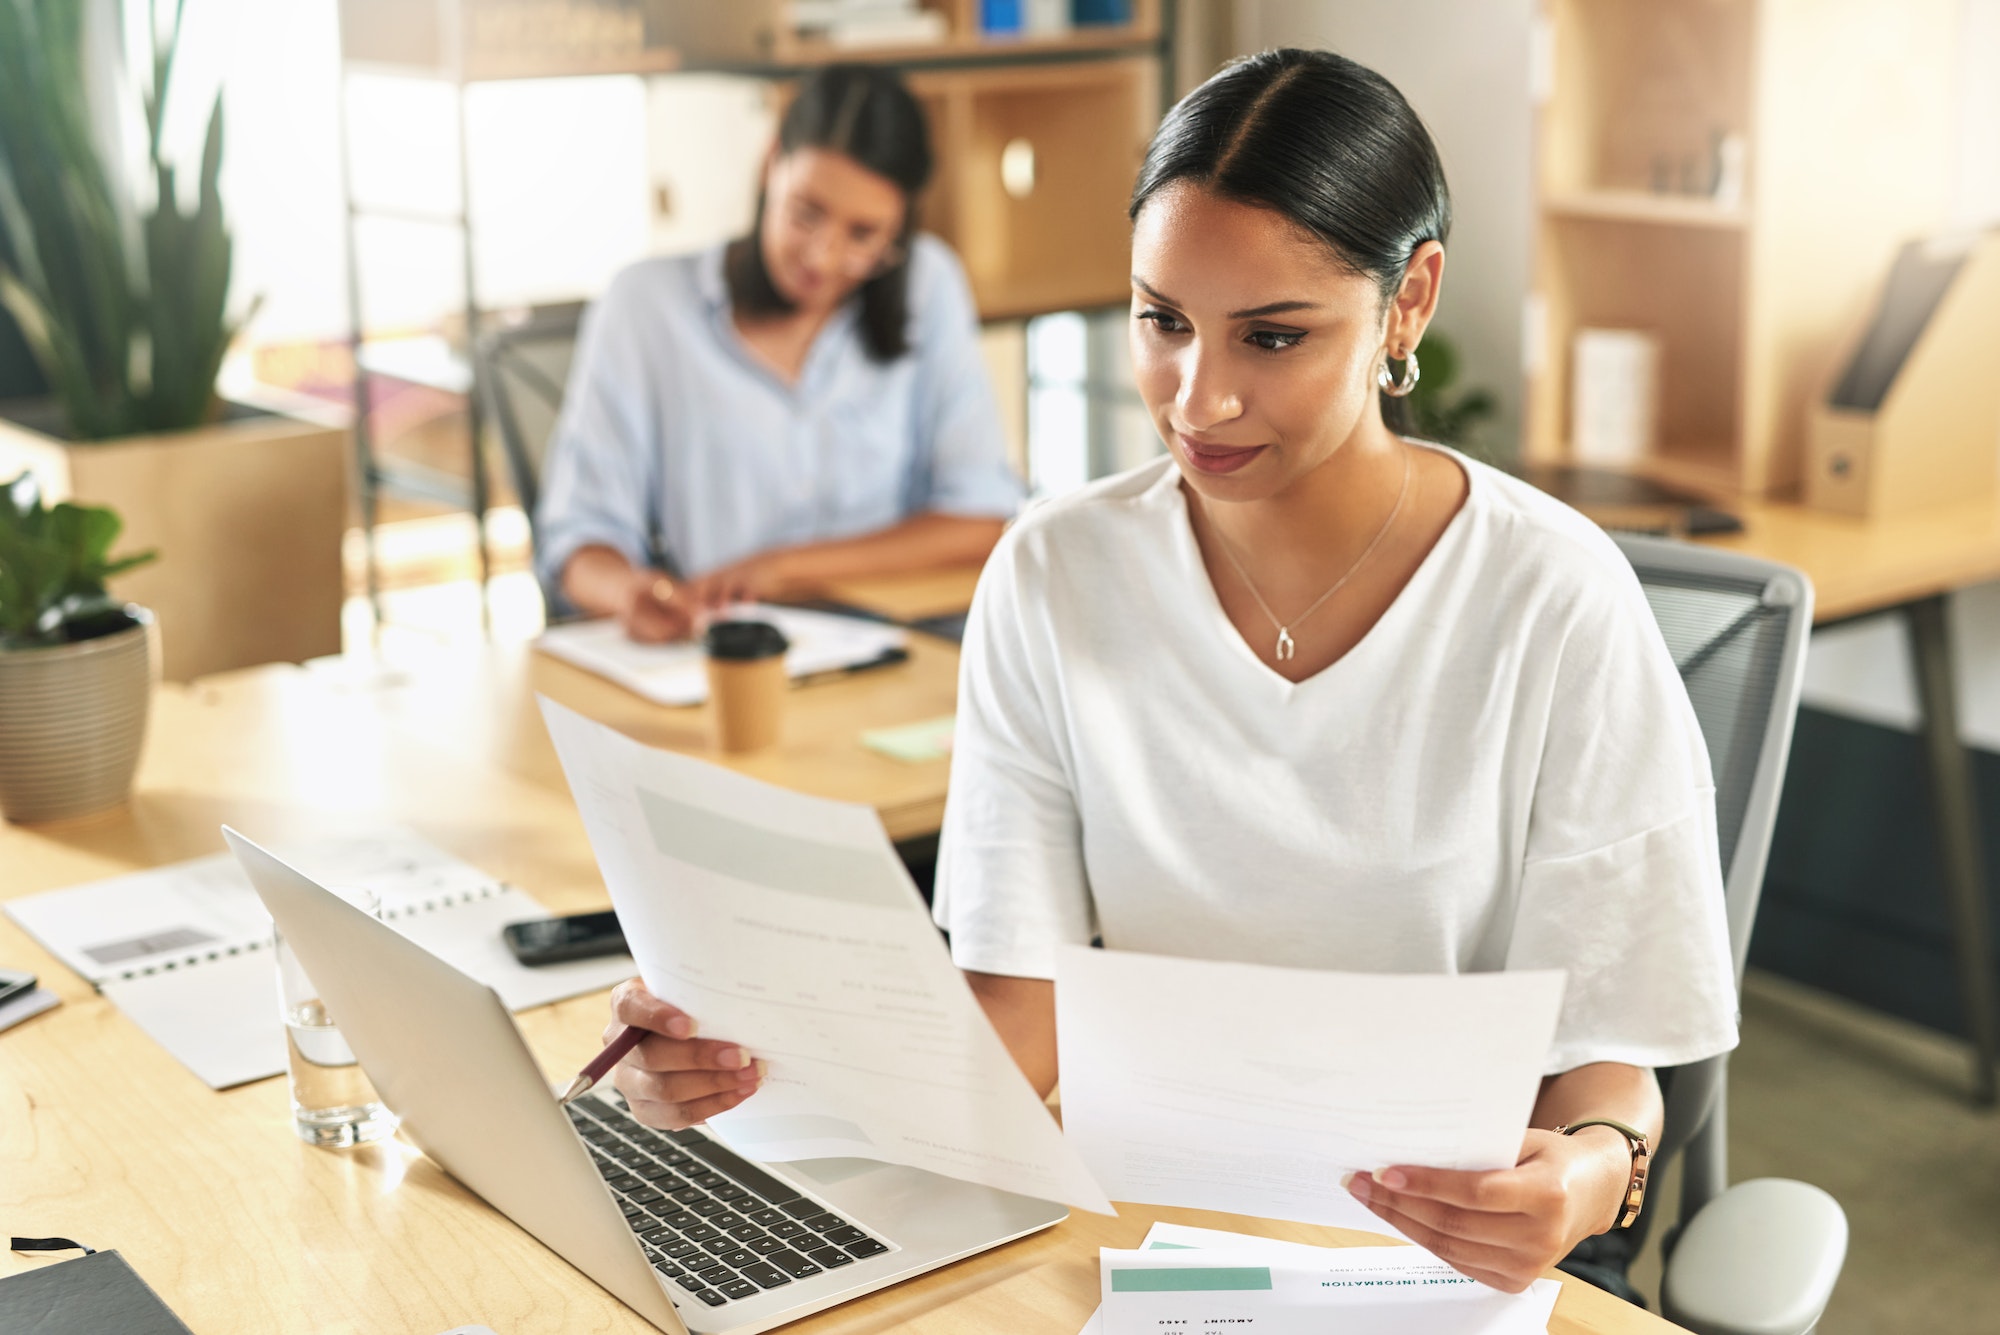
[
  {"x1": 1403, "y1": 332, "x2": 1499, "y2": 462},
  {"x1": 0, "y1": 472, "x2": 158, "y2": 823},
  {"x1": 0, "y1": 0, "x2": 346, "y2": 683}
]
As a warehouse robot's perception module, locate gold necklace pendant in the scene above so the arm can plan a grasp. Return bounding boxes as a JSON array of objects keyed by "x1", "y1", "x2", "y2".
[{"x1": 1212, "y1": 446, "x2": 1413, "y2": 673}]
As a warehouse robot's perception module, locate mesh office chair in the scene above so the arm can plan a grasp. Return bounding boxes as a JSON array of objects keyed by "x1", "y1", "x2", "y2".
[
  {"x1": 475, "y1": 301, "x2": 585, "y2": 592},
  {"x1": 1601, "y1": 534, "x2": 1847, "y2": 1335}
]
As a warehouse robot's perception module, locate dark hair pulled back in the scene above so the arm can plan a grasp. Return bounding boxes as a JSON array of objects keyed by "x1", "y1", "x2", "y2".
[
  {"x1": 728, "y1": 63, "x2": 933, "y2": 361},
  {"x1": 1131, "y1": 48, "x2": 1450, "y2": 312}
]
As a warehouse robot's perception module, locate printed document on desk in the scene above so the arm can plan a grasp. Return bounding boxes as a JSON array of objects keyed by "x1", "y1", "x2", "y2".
[
  {"x1": 536, "y1": 604, "x2": 908, "y2": 706},
  {"x1": 1056, "y1": 944, "x2": 1564, "y2": 1229},
  {"x1": 538, "y1": 696, "x2": 1114, "y2": 1214},
  {"x1": 1090, "y1": 1225, "x2": 1561, "y2": 1335}
]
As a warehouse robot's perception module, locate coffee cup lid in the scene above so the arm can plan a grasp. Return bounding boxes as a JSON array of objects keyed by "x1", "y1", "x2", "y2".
[{"x1": 705, "y1": 619, "x2": 790, "y2": 661}]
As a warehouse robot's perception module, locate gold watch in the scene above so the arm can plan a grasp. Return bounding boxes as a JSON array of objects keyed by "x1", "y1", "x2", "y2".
[{"x1": 1554, "y1": 1118, "x2": 1651, "y2": 1230}]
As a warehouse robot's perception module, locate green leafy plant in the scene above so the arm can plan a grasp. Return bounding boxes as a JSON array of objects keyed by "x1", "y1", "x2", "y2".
[
  {"x1": 0, "y1": 0, "x2": 248, "y2": 440},
  {"x1": 1404, "y1": 332, "x2": 1498, "y2": 460},
  {"x1": 0, "y1": 472, "x2": 156, "y2": 649}
]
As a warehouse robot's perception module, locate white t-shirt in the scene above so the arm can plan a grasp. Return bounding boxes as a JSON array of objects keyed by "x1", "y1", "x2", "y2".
[{"x1": 933, "y1": 449, "x2": 1739, "y2": 1075}]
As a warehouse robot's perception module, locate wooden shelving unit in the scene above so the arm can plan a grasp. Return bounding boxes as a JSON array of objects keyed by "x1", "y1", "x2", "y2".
[
  {"x1": 337, "y1": 1, "x2": 1157, "y2": 90},
  {"x1": 1525, "y1": 0, "x2": 1963, "y2": 499},
  {"x1": 1543, "y1": 189, "x2": 1746, "y2": 231},
  {"x1": 332, "y1": 0, "x2": 1169, "y2": 611}
]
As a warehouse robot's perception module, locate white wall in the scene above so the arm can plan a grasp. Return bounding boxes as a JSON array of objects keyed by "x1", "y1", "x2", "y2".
[
  {"x1": 1956, "y1": 0, "x2": 2000, "y2": 228},
  {"x1": 645, "y1": 76, "x2": 774, "y2": 258},
  {"x1": 1229, "y1": 0, "x2": 1536, "y2": 454}
]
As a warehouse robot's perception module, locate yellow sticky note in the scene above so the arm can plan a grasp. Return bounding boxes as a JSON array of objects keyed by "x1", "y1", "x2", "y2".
[{"x1": 862, "y1": 715, "x2": 955, "y2": 763}]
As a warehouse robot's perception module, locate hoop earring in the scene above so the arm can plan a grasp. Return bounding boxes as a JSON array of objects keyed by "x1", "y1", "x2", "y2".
[{"x1": 1377, "y1": 347, "x2": 1420, "y2": 398}]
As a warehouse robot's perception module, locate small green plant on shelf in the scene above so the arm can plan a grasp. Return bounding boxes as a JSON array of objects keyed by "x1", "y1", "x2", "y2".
[
  {"x1": 1399, "y1": 332, "x2": 1498, "y2": 462},
  {"x1": 0, "y1": 473, "x2": 157, "y2": 650}
]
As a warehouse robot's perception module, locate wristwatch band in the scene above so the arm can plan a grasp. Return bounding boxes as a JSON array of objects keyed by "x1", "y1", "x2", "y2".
[{"x1": 1554, "y1": 1118, "x2": 1651, "y2": 1230}]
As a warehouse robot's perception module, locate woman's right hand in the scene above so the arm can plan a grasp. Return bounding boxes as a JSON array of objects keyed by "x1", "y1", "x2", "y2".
[
  {"x1": 608, "y1": 980, "x2": 764, "y2": 1129},
  {"x1": 618, "y1": 569, "x2": 696, "y2": 643}
]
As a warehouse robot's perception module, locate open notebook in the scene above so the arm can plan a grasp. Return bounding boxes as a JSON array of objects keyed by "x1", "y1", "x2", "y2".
[
  {"x1": 4, "y1": 827, "x2": 636, "y2": 1089},
  {"x1": 536, "y1": 603, "x2": 909, "y2": 706}
]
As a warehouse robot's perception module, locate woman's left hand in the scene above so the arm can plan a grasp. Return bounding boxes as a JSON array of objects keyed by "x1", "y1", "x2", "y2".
[
  {"x1": 681, "y1": 551, "x2": 801, "y2": 617},
  {"x1": 1345, "y1": 1127, "x2": 1632, "y2": 1292}
]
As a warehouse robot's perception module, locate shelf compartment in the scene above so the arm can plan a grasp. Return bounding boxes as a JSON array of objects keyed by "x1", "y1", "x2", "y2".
[
  {"x1": 917, "y1": 56, "x2": 1157, "y2": 320},
  {"x1": 339, "y1": 0, "x2": 1160, "y2": 83},
  {"x1": 1544, "y1": 188, "x2": 1747, "y2": 230},
  {"x1": 1539, "y1": 0, "x2": 1755, "y2": 201},
  {"x1": 776, "y1": 0, "x2": 1160, "y2": 67},
  {"x1": 1529, "y1": 215, "x2": 1747, "y2": 486}
]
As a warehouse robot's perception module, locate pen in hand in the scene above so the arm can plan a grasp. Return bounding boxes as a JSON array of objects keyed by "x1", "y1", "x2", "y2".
[{"x1": 559, "y1": 1023, "x2": 647, "y2": 1105}]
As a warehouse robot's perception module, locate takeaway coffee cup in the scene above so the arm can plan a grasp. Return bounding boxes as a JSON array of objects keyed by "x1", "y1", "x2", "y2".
[{"x1": 704, "y1": 619, "x2": 790, "y2": 752}]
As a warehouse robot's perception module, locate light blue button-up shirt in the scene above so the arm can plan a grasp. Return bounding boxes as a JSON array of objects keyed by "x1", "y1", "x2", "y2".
[{"x1": 535, "y1": 235, "x2": 1023, "y2": 595}]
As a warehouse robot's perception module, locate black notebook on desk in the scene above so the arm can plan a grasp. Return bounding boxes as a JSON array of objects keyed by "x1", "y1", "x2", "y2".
[{"x1": 0, "y1": 1251, "x2": 194, "y2": 1334}]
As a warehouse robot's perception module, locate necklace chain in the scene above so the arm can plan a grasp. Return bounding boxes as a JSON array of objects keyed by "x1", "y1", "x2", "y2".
[{"x1": 1212, "y1": 446, "x2": 1414, "y2": 663}]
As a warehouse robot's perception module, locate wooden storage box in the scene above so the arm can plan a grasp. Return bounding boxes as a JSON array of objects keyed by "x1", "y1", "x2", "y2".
[
  {"x1": 915, "y1": 56, "x2": 1156, "y2": 321},
  {"x1": 0, "y1": 406, "x2": 349, "y2": 682},
  {"x1": 1805, "y1": 232, "x2": 2000, "y2": 516}
]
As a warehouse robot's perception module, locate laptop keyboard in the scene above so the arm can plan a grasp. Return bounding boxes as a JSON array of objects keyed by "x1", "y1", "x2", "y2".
[{"x1": 566, "y1": 1096, "x2": 892, "y2": 1309}]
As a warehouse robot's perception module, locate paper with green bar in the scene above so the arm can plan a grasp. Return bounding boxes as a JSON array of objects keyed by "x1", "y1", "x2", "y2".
[
  {"x1": 1087, "y1": 1222, "x2": 1562, "y2": 1335},
  {"x1": 1109, "y1": 1265, "x2": 1272, "y2": 1292}
]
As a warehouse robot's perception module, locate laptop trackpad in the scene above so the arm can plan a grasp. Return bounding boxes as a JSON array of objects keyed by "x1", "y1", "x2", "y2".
[{"x1": 792, "y1": 1157, "x2": 891, "y2": 1186}]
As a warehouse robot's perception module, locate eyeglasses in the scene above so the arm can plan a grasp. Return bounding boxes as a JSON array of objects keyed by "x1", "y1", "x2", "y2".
[{"x1": 776, "y1": 198, "x2": 906, "y2": 279}]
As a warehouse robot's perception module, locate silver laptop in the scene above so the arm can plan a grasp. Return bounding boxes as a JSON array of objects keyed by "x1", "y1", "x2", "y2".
[{"x1": 224, "y1": 829, "x2": 1066, "y2": 1335}]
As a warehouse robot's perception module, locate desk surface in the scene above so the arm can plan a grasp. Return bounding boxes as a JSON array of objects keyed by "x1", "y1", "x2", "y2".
[
  {"x1": 0, "y1": 652, "x2": 1678, "y2": 1333},
  {"x1": 1702, "y1": 494, "x2": 2000, "y2": 623},
  {"x1": 348, "y1": 570, "x2": 972, "y2": 843}
]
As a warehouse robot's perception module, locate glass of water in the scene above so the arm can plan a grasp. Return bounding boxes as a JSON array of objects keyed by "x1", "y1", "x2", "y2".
[{"x1": 274, "y1": 885, "x2": 400, "y2": 1148}]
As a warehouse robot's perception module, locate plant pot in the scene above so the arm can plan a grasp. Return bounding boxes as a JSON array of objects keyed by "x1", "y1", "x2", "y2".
[
  {"x1": 0, "y1": 610, "x2": 157, "y2": 823},
  {"x1": 0, "y1": 398, "x2": 348, "y2": 682}
]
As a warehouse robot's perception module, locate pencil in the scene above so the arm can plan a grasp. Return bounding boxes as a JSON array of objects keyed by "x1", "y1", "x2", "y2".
[{"x1": 558, "y1": 1023, "x2": 647, "y2": 1104}]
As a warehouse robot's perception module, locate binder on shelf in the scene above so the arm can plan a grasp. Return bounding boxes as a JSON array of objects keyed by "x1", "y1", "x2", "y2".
[
  {"x1": 1072, "y1": 0, "x2": 1131, "y2": 23},
  {"x1": 981, "y1": 0, "x2": 1022, "y2": 32},
  {"x1": 1806, "y1": 231, "x2": 2000, "y2": 516}
]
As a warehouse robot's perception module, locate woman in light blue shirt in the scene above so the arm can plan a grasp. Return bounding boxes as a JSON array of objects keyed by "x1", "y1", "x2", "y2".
[{"x1": 537, "y1": 64, "x2": 1023, "y2": 640}]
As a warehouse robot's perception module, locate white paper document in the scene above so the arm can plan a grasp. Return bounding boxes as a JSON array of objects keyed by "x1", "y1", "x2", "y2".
[
  {"x1": 1092, "y1": 1226, "x2": 1561, "y2": 1335},
  {"x1": 538, "y1": 696, "x2": 1114, "y2": 1215},
  {"x1": 536, "y1": 604, "x2": 908, "y2": 706},
  {"x1": 1056, "y1": 944, "x2": 1564, "y2": 1229},
  {"x1": 5, "y1": 828, "x2": 638, "y2": 1088}
]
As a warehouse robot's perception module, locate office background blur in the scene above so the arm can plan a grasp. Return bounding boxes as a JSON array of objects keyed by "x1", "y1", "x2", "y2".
[{"x1": 5, "y1": 3, "x2": 2000, "y2": 1330}]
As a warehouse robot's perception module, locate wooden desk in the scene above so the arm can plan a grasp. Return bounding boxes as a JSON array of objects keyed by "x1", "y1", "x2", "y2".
[
  {"x1": 1705, "y1": 495, "x2": 2000, "y2": 625},
  {"x1": 0, "y1": 668, "x2": 1679, "y2": 1333},
  {"x1": 355, "y1": 627, "x2": 960, "y2": 845},
  {"x1": 1697, "y1": 496, "x2": 2000, "y2": 1104},
  {"x1": 346, "y1": 570, "x2": 975, "y2": 844}
]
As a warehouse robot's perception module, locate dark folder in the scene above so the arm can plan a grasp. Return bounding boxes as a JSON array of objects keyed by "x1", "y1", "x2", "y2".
[{"x1": 0, "y1": 1250, "x2": 194, "y2": 1333}]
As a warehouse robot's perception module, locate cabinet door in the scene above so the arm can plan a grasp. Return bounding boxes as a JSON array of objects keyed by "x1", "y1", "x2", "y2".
[{"x1": 918, "y1": 57, "x2": 1158, "y2": 320}]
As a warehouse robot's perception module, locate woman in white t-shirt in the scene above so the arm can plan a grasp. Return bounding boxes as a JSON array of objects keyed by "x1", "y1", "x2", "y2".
[{"x1": 600, "y1": 49, "x2": 1737, "y2": 1294}]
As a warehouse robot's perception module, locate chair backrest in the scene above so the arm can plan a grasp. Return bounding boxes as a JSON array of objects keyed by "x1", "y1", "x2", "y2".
[
  {"x1": 1610, "y1": 533, "x2": 1814, "y2": 1230},
  {"x1": 476, "y1": 302, "x2": 584, "y2": 539}
]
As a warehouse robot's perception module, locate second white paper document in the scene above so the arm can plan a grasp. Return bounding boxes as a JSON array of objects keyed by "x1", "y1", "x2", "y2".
[{"x1": 1056, "y1": 944, "x2": 1565, "y2": 1229}]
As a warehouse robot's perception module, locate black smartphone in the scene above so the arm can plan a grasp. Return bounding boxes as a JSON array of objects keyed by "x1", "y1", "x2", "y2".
[
  {"x1": 0, "y1": 966, "x2": 37, "y2": 1007},
  {"x1": 501, "y1": 910, "x2": 628, "y2": 967}
]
